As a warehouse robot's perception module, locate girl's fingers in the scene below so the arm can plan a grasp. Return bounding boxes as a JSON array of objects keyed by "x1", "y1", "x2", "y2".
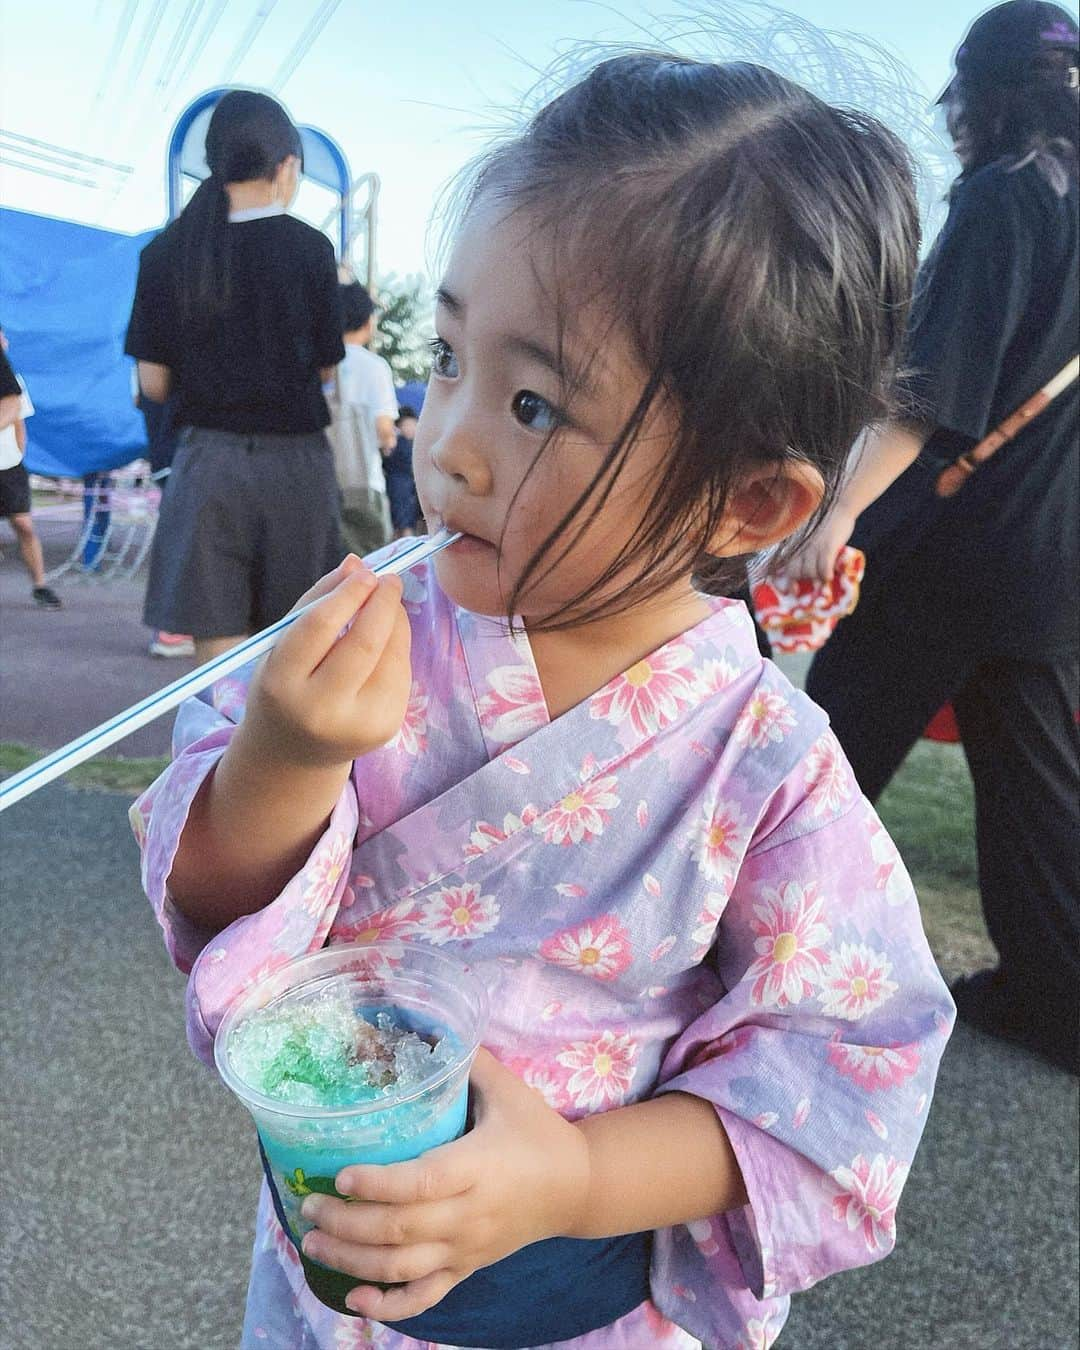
[
  {"x1": 336, "y1": 1138, "x2": 474, "y2": 1205},
  {"x1": 289, "y1": 554, "x2": 367, "y2": 613},
  {"x1": 345, "y1": 1268, "x2": 459, "y2": 1322},
  {"x1": 301, "y1": 1193, "x2": 460, "y2": 1247},
  {"x1": 315, "y1": 574, "x2": 407, "y2": 694},
  {"x1": 270, "y1": 569, "x2": 378, "y2": 676},
  {"x1": 300, "y1": 1232, "x2": 449, "y2": 1287}
]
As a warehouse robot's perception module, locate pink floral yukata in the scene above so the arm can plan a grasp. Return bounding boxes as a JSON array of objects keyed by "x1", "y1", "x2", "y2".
[{"x1": 132, "y1": 545, "x2": 954, "y2": 1350}]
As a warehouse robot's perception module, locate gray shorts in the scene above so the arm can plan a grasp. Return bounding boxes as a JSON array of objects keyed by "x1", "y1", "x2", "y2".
[{"x1": 143, "y1": 427, "x2": 343, "y2": 638}]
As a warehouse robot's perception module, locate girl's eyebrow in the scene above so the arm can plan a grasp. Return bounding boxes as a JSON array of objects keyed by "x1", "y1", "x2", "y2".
[{"x1": 437, "y1": 284, "x2": 598, "y2": 400}]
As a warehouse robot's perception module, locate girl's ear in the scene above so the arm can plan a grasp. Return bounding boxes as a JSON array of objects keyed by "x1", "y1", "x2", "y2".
[{"x1": 707, "y1": 459, "x2": 825, "y2": 555}]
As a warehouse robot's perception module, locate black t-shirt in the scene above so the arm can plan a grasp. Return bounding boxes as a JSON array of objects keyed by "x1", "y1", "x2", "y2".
[
  {"x1": 125, "y1": 212, "x2": 345, "y2": 435},
  {"x1": 858, "y1": 159, "x2": 1078, "y2": 658},
  {"x1": 0, "y1": 348, "x2": 20, "y2": 400}
]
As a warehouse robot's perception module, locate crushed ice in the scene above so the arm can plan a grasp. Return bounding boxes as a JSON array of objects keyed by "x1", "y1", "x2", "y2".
[{"x1": 228, "y1": 981, "x2": 454, "y2": 1107}]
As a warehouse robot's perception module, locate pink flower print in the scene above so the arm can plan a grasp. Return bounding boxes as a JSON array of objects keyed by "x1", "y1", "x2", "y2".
[
  {"x1": 866, "y1": 1109, "x2": 889, "y2": 1140},
  {"x1": 868, "y1": 814, "x2": 910, "y2": 906},
  {"x1": 554, "y1": 882, "x2": 586, "y2": 898},
  {"x1": 733, "y1": 688, "x2": 797, "y2": 749},
  {"x1": 818, "y1": 943, "x2": 899, "y2": 1021},
  {"x1": 687, "y1": 1217, "x2": 720, "y2": 1257},
  {"x1": 827, "y1": 1037, "x2": 921, "y2": 1091},
  {"x1": 128, "y1": 802, "x2": 147, "y2": 847},
  {"x1": 650, "y1": 935, "x2": 677, "y2": 962},
  {"x1": 793, "y1": 1097, "x2": 811, "y2": 1129},
  {"x1": 300, "y1": 833, "x2": 351, "y2": 914},
  {"x1": 688, "y1": 795, "x2": 747, "y2": 884},
  {"x1": 828, "y1": 1152, "x2": 909, "y2": 1253},
  {"x1": 477, "y1": 666, "x2": 548, "y2": 746},
  {"x1": 803, "y1": 731, "x2": 854, "y2": 818},
  {"x1": 337, "y1": 898, "x2": 419, "y2": 947},
  {"x1": 690, "y1": 891, "x2": 729, "y2": 959},
  {"x1": 464, "y1": 810, "x2": 536, "y2": 858},
  {"x1": 539, "y1": 914, "x2": 632, "y2": 981},
  {"x1": 741, "y1": 1314, "x2": 779, "y2": 1350},
  {"x1": 416, "y1": 882, "x2": 500, "y2": 945},
  {"x1": 636, "y1": 800, "x2": 649, "y2": 829},
  {"x1": 588, "y1": 643, "x2": 696, "y2": 736},
  {"x1": 642, "y1": 1300, "x2": 681, "y2": 1339},
  {"x1": 557, "y1": 1029, "x2": 638, "y2": 1110},
  {"x1": 696, "y1": 656, "x2": 741, "y2": 697},
  {"x1": 388, "y1": 681, "x2": 429, "y2": 756},
  {"x1": 516, "y1": 1063, "x2": 569, "y2": 1111},
  {"x1": 535, "y1": 774, "x2": 620, "y2": 846},
  {"x1": 746, "y1": 881, "x2": 831, "y2": 1008}
]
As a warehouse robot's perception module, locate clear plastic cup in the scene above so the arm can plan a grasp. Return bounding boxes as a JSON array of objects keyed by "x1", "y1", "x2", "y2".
[{"x1": 214, "y1": 942, "x2": 489, "y2": 1315}]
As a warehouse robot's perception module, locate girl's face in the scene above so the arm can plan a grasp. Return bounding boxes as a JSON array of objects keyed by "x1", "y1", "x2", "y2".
[{"x1": 414, "y1": 204, "x2": 679, "y2": 622}]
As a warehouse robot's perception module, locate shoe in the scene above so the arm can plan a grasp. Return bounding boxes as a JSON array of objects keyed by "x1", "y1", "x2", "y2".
[
  {"x1": 149, "y1": 631, "x2": 195, "y2": 658},
  {"x1": 32, "y1": 586, "x2": 62, "y2": 609},
  {"x1": 951, "y1": 969, "x2": 1079, "y2": 1075}
]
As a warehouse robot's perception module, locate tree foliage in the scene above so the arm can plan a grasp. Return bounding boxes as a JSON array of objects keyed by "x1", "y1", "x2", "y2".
[{"x1": 372, "y1": 273, "x2": 435, "y2": 385}]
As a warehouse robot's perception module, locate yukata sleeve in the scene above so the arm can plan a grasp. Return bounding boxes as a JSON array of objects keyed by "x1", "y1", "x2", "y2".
[
  {"x1": 129, "y1": 665, "x2": 359, "y2": 1067},
  {"x1": 651, "y1": 772, "x2": 954, "y2": 1333}
]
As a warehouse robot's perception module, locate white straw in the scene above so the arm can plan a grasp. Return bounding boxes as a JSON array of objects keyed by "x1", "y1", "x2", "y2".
[{"x1": 0, "y1": 531, "x2": 461, "y2": 812}]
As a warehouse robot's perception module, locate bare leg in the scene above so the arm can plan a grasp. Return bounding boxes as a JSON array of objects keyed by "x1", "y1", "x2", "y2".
[
  {"x1": 10, "y1": 514, "x2": 45, "y2": 586},
  {"x1": 195, "y1": 635, "x2": 249, "y2": 664}
]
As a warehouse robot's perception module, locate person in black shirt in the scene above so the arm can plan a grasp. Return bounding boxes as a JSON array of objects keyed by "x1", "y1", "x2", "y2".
[
  {"x1": 125, "y1": 89, "x2": 345, "y2": 662},
  {"x1": 785, "y1": 2, "x2": 1079, "y2": 1073}
]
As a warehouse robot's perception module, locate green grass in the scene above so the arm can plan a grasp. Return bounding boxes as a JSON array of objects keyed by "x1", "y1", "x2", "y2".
[
  {"x1": 876, "y1": 739, "x2": 994, "y2": 979},
  {"x1": 0, "y1": 742, "x2": 169, "y2": 796}
]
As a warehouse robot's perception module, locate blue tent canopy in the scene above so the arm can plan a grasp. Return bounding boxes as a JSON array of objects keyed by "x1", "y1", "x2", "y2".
[
  {"x1": 0, "y1": 207, "x2": 153, "y2": 478},
  {"x1": 0, "y1": 204, "x2": 423, "y2": 478}
]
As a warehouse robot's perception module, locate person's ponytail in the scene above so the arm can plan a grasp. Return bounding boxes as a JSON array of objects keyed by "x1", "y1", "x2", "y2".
[
  {"x1": 177, "y1": 174, "x2": 232, "y2": 324},
  {"x1": 173, "y1": 89, "x2": 301, "y2": 329}
]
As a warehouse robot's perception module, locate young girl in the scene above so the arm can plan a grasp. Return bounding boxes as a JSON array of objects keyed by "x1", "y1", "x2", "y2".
[{"x1": 133, "y1": 55, "x2": 954, "y2": 1350}]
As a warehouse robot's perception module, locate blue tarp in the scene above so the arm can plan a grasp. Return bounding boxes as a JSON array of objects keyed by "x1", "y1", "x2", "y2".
[
  {"x1": 0, "y1": 205, "x2": 427, "y2": 477},
  {"x1": 0, "y1": 207, "x2": 155, "y2": 478}
]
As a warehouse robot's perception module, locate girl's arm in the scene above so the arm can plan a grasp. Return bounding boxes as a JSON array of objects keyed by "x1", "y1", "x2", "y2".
[
  {"x1": 15, "y1": 418, "x2": 26, "y2": 454},
  {"x1": 165, "y1": 559, "x2": 412, "y2": 932},
  {"x1": 569, "y1": 1090, "x2": 747, "y2": 1236}
]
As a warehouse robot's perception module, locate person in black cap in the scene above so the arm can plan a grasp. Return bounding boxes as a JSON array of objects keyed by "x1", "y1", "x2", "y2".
[{"x1": 784, "y1": 2, "x2": 1079, "y2": 1073}]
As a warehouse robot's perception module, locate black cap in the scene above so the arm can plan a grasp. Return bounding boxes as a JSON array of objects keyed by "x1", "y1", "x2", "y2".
[{"x1": 938, "y1": 1, "x2": 1080, "y2": 102}]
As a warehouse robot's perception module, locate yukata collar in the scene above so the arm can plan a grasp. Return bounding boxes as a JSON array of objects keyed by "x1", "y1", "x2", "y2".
[{"x1": 455, "y1": 591, "x2": 763, "y2": 763}]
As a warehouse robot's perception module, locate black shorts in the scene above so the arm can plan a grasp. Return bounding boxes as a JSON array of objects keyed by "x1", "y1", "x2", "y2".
[
  {"x1": 143, "y1": 427, "x2": 343, "y2": 638},
  {"x1": 0, "y1": 462, "x2": 31, "y2": 518}
]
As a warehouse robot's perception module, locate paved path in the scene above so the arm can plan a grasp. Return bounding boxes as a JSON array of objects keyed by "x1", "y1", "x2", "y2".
[
  {"x1": 1, "y1": 783, "x2": 1077, "y2": 1350},
  {"x1": 0, "y1": 519, "x2": 192, "y2": 759}
]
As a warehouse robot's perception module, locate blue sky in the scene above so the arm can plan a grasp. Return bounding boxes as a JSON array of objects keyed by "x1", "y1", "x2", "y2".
[{"x1": 1, "y1": 1, "x2": 1076, "y2": 278}]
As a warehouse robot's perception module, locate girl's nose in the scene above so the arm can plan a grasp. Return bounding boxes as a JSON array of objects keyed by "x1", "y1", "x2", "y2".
[{"x1": 429, "y1": 422, "x2": 494, "y2": 496}]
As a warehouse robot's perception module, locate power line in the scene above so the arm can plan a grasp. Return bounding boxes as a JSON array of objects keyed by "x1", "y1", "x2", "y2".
[
  {"x1": 270, "y1": 0, "x2": 343, "y2": 93},
  {"x1": 154, "y1": 0, "x2": 202, "y2": 89},
  {"x1": 0, "y1": 156, "x2": 98, "y2": 190},
  {"x1": 94, "y1": 0, "x2": 141, "y2": 104},
  {"x1": 218, "y1": 0, "x2": 280, "y2": 85},
  {"x1": 167, "y1": 0, "x2": 228, "y2": 97},
  {"x1": 0, "y1": 131, "x2": 132, "y2": 174}
]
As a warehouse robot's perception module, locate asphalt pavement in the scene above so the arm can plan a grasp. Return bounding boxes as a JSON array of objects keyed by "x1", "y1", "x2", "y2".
[{"x1": 1, "y1": 782, "x2": 1077, "y2": 1350}]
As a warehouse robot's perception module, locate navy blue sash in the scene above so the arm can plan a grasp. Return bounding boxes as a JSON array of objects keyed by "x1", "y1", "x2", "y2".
[{"x1": 259, "y1": 1139, "x2": 651, "y2": 1347}]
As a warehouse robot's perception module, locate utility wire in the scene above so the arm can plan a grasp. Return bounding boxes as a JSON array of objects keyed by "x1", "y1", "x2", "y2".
[
  {"x1": 270, "y1": 0, "x2": 343, "y2": 93},
  {"x1": 218, "y1": 0, "x2": 280, "y2": 84},
  {"x1": 0, "y1": 131, "x2": 131, "y2": 173}
]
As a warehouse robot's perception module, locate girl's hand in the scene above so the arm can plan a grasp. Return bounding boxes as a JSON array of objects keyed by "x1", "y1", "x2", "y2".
[
  {"x1": 243, "y1": 554, "x2": 412, "y2": 771},
  {"x1": 298, "y1": 1050, "x2": 592, "y2": 1322},
  {"x1": 778, "y1": 501, "x2": 857, "y2": 583}
]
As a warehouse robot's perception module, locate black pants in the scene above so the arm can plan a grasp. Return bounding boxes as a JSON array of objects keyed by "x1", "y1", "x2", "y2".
[{"x1": 808, "y1": 616, "x2": 1080, "y2": 1013}]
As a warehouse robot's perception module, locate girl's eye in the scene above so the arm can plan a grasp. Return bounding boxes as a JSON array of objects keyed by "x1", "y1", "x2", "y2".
[
  {"x1": 429, "y1": 337, "x2": 459, "y2": 379},
  {"x1": 511, "y1": 390, "x2": 561, "y2": 432}
]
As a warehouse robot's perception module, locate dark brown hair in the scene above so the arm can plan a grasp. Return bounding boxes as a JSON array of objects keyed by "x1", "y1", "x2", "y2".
[
  {"x1": 176, "y1": 90, "x2": 302, "y2": 325},
  {"x1": 949, "y1": 48, "x2": 1079, "y2": 184},
  {"x1": 454, "y1": 54, "x2": 921, "y2": 629}
]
